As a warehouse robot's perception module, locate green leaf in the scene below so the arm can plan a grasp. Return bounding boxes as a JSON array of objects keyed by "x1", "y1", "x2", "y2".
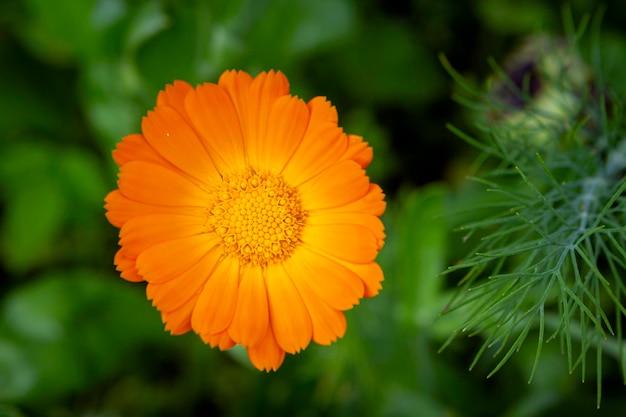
[
  {"x1": 381, "y1": 385, "x2": 446, "y2": 417},
  {"x1": 1, "y1": 179, "x2": 66, "y2": 273},
  {"x1": 0, "y1": 341, "x2": 37, "y2": 401},
  {"x1": 124, "y1": 0, "x2": 169, "y2": 52},
  {"x1": 56, "y1": 148, "x2": 109, "y2": 212},
  {"x1": 82, "y1": 61, "x2": 144, "y2": 149},
  {"x1": 475, "y1": 0, "x2": 556, "y2": 35},
  {"x1": 18, "y1": 0, "x2": 100, "y2": 63},
  {"x1": 0, "y1": 270, "x2": 165, "y2": 402},
  {"x1": 328, "y1": 20, "x2": 444, "y2": 104},
  {"x1": 247, "y1": 0, "x2": 356, "y2": 59},
  {"x1": 395, "y1": 184, "x2": 449, "y2": 328},
  {"x1": 133, "y1": 4, "x2": 198, "y2": 91}
]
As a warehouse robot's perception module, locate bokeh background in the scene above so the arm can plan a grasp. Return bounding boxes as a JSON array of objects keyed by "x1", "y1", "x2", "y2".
[{"x1": 1, "y1": 0, "x2": 626, "y2": 416}]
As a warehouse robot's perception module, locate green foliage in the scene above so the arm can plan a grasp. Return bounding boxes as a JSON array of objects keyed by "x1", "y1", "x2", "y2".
[
  {"x1": 440, "y1": 10, "x2": 626, "y2": 407},
  {"x1": 0, "y1": 270, "x2": 165, "y2": 403}
]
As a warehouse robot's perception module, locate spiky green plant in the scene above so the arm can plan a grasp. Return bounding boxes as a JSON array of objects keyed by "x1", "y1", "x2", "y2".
[{"x1": 440, "y1": 9, "x2": 626, "y2": 407}]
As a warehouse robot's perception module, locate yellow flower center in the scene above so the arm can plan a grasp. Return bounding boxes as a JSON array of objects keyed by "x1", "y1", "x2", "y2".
[{"x1": 206, "y1": 168, "x2": 306, "y2": 265}]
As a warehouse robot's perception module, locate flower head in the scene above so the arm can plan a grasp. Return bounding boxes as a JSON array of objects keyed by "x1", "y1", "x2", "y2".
[
  {"x1": 104, "y1": 70, "x2": 386, "y2": 371},
  {"x1": 487, "y1": 36, "x2": 590, "y2": 146}
]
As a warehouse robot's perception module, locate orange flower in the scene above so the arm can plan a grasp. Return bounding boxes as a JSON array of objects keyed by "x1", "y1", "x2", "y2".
[{"x1": 104, "y1": 70, "x2": 386, "y2": 371}]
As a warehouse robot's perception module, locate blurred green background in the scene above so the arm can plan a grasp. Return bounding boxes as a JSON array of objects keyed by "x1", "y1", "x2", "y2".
[{"x1": 1, "y1": 0, "x2": 626, "y2": 416}]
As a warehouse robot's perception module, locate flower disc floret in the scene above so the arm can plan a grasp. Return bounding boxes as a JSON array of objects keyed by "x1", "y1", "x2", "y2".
[{"x1": 207, "y1": 169, "x2": 306, "y2": 265}]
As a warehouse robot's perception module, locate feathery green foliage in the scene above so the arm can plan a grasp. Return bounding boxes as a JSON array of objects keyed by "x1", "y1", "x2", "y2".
[{"x1": 440, "y1": 9, "x2": 626, "y2": 407}]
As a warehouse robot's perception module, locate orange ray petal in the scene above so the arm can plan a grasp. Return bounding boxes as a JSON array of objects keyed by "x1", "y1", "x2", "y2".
[
  {"x1": 333, "y1": 183, "x2": 387, "y2": 217},
  {"x1": 311, "y1": 306, "x2": 346, "y2": 346},
  {"x1": 104, "y1": 190, "x2": 199, "y2": 228},
  {"x1": 265, "y1": 263, "x2": 313, "y2": 353},
  {"x1": 301, "y1": 222, "x2": 380, "y2": 264},
  {"x1": 247, "y1": 71, "x2": 290, "y2": 107},
  {"x1": 185, "y1": 83, "x2": 246, "y2": 173},
  {"x1": 281, "y1": 100, "x2": 348, "y2": 186},
  {"x1": 146, "y1": 244, "x2": 222, "y2": 312},
  {"x1": 227, "y1": 265, "x2": 269, "y2": 348},
  {"x1": 307, "y1": 96, "x2": 338, "y2": 125},
  {"x1": 255, "y1": 95, "x2": 309, "y2": 173},
  {"x1": 156, "y1": 80, "x2": 193, "y2": 111},
  {"x1": 297, "y1": 160, "x2": 369, "y2": 211},
  {"x1": 191, "y1": 255, "x2": 240, "y2": 335},
  {"x1": 285, "y1": 247, "x2": 363, "y2": 310},
  {"x1": 217, "y1": 71, "x2": 254, "y2": 161},
  {"x1": 307, "y1": 211, "x2": 385, "y2": 250},
  {"x1": 162, "y1": 293, "x2": 198, "y2": 335},
  {"x1": 113, "y1": 247, "x2": 143, "y2": 282},
  {"x1": 287, "y1": 266, "x2": 347, "y2": 345},
  {"x1": 247, "y1": 327, "x2": 286, "y2": 372},
  {"x1": 119, "y1": 213, "x2": 206, "y2": 258},
  {"x1": 244, "y1": 71, "x2": 292, "y2": 165},
  {"x1": 199, "y1": 329, "x2": 236, "y2": 350},
  {"x1": 142, "y1": 106, "x2": 222, "y2": 186},
  {"x1": 147, "y1": 279, "x2": 196, "y2": 314},
  {"x1": 217, "y1": 70, "x2": 254, "y2": 117},
  {"x1": 342, "y1": 134, "x2": 373, "y2": 168},
  {"x1": 218, "y1": 71, "x2": 289, "y2": 167},
  {"x1": 331, "y1": 258, "x2": 384, "y2": 298},
  {"x1": 135, "y1": 234, "x2": 220, "y2": 284},
  {"x1": 112, "y1": 133, "x2": 171, "y2": 168},
  {"x1": 118, "y1": 161, "x2": 209, "y2": 207}
]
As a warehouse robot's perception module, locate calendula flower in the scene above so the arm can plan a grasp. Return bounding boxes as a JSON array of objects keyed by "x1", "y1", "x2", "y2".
[{"x1": 104, "y1": 70, "x2": 386, "y2": 371}]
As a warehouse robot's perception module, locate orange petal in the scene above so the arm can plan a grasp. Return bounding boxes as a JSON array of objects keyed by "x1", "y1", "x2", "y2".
[
  {"x1": 191, "y1": 255, "x2": 240, "y2": 335},
  {"x1": 221, "y1": 70, "x2": 293, "y2": 169},
  {"x1": 199, "y1": 329, "x2": 236, "y2": 350},
  {"x1": 247, "y1": 70, "x2": 290, "y2": 106},
  {"x1": 244, "y1": 71, "x2": 292, "y2": 164},
  {"x1": 118, "y1": 161, "x2": 209, "y2": 207},
  {"x1": 335, "y1": 184, "x2": 386, "y2": 217},
  {"x1": 285, "y1": 247, "x2": 363, "y2": 310},
  {"x1": 217, "y1": 70, "x2": 254, "y2": 118},
  {"x1": 301, "y1": 222, "x2": 380, "y2": 264},
  {"x1": 119, "y1": 213, "x2": 206, "y2": 258},
  {"x1": 342, "y1": 134, "x2": 373, "y2": 168},
  {"x1": 288, "y1": 268, "x2": 347, "y2": 345},
  {"x1": 311, "y1": 307, "x2": 346, "y2": 346},
  {"x1": 297, "y1": 160, "x2": 369, "y2": 211},
  {"x1": 307, "y1": 96, "x2": 338, "y2": 125},
  {"x1": 162, "y1": 294, "x2": 198, "y2": 335},
  {"x1": 112, "y1": 133, "x2": 171, "y2": 168},
  {"x1": 307, "y1": 211, "x2": 385, "y2": 250},
  {"x1": 104, "y1": 190, "x2": 198, "y2": 228},
  {"x1": 265, "y1": 264, "x2": 312, "y2": 353},
  {"x1": 185, "y1": 83, "x2": 246, "y2": 173},
  {"x1": 247, "y1": 327, "x2": 286, "y2": 372},
  {"x1": 147, "y1": 279, "x2": 194, "y2": 313},
  {"x1": 332, "y1": 259, "x2": 384, "y2": 298},
  {"x1": 146, "y1": 244, "x2": 222, "y2": 312},
  {"x1": 142, "y1": 106, "x2": 221, "y2": 186},
  {"x1": 256, "y1": 95, "x2": 309, "y2": 173},
  {"x1": 281, "y1": 100, "x2": 348, "y2": 186},
  {"x1": 135, "y1": 234, "x2": 220, "y2": 284},
  {"x1": 228, "y1": 265, "x2": 269, "y2": 347},
  {"x1": 217, "y1": 70, "x2": 254, "y2": 162},
  {"x1": 156, "y1": 80, "x2": 193, "y2": 111},
  {"x1": 113, "y1": 248, "x2": 143, "y2": 282}
]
